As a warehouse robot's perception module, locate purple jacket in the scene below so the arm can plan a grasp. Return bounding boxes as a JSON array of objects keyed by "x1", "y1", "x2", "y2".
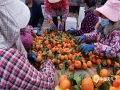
[{"x1": 76, "y1": 7, "x2": 98, "y2": 36}]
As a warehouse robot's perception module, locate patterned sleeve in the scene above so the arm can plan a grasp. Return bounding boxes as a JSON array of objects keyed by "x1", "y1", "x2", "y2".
[
  {"x1": 93, "y1": 30, "x2": 120, "y2": 58},
  {"x1": 62, "y1": 0, "x2": 69, "y2": 21},
  {"x1": 83, "y1": 30, "x2": 98, "y2": 42},
  {"x1": 0, "y1": 48, "x2": 55, "y2": 90},
  {"x1": 44, "y1": 0, "x2": 52, "y2": 22},
  {"x1": 76, "y1": 11, "x2": 98, "y2": 36}
]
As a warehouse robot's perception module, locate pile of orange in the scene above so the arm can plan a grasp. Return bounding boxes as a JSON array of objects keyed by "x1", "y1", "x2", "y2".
[{"x1": 31, "y1": 30, "x2": 119, "y2": 71}]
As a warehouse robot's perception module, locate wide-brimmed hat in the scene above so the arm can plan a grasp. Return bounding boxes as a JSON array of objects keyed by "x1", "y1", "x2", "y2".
[
  {"x1": 48, "y1": 0, "x2": 60, "y2": 3},
  {"x1": 0, "y1": 0, "x2": 30, "y2": 28},
  {"x1": 94, "y1": 0, "x2": 120, "y2": 22}
]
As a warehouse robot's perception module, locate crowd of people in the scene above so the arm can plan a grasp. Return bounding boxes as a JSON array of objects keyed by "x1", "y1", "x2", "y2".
[{"x1": 0, "y1": 0, "x2": 120, "y2": 89}]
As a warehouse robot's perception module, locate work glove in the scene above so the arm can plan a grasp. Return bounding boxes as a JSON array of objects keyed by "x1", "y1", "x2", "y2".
[
  {"x1": 67, "y1": 28, "x2": 76, "y2": 35},
  {"x1": 79, "y1": 44, "x2": 94, "y2": 53},
  {"x1": 76, "y1": 36, "x2": 86, "y2": 42},
  {"x1": 27, "y1": 52, "x2": 38, "y2": 62},
  {"x1": 33, "y1": 27, "x2": 42, "y2": 36},
  {"x1": 59, "y1": 24, "x2": 64, "y2": 31},
  {"x1": 50, "y1": 24, "x2": 57, "y2": 30}
]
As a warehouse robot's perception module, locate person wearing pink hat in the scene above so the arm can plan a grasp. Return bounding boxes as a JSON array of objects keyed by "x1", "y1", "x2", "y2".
[
  {"x1": 44, "y1": 0, "x2": 69, "y2": 31},
  {"x1": 0, "y1": 0, "x2": 55, "y2": 89},
  {"x1": 76, "y1": 0, "x2": 120, "y2": 61}
]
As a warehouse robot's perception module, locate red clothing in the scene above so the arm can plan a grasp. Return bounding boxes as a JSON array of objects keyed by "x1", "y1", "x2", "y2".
[
  {"x1": 0, "y1": 48, "x2": 55, "y2": 90},
  {"x1": 45, "y1": 0, "x2": 68, "y2": 10},
  {"x1": 44, "y1": 0, "x2": 69, "y2": 22}
]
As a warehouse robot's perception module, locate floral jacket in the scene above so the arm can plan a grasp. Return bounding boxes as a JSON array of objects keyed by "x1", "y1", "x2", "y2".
[{"x1": 83, "y1": 28, "x2": 120, "y2": 59}]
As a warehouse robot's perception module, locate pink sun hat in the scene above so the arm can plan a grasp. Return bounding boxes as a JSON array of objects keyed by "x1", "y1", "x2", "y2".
[{"x1": 94, "y1": 0, "x2": 120, "y2": 22}]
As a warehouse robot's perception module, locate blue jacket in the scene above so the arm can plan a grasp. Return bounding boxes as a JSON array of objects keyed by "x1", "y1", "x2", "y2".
[{"x1": 27, "y1": 0, "x2": 44, "y2": 27}]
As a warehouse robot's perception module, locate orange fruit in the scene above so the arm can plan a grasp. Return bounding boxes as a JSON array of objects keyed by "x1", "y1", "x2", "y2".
[
  {"x1": 32, "y1": 41, "x2": 36, "y2": 45},
  {"x1": 57, "y1": 44, "x2": 61, "y2": 48},
  {"x1": 106, "y1": 59, "x2": 111, "y2": 66},
  {"x1": 60, "y1": 55, "x2": 64, "y2": 61},
  {"x1": 59, "y1": 75, "x2": 67, "y2": 84},
  {"x1": 59, "y1": 63, "x2": 63, "y2": 69},
  {"x1": 69, "y1": 64, "x2": 75, "y2": 71},
  {"x1": 58, "y1": 54, "x2": 62, "y2": 59},
  {"x1": 113, "y1": 77, "x2": 120, "y2": 88},
  {"x1": 60, "y1": 79, "x2": 71, "y2": 90},
  {"x1": 81, "y1": 77, "x2": 94, "y2": 90},
  {"x1": 53, "y1": 41, "x2": 56, "y2": 46},
  {"x1": 36, "y1": 44, "x2": 40, "y2": 49},
  {"x1": 62, "y1": 38, "x2": 67, "y2": 43},
  {"x1": 51, "y1": 59, "x2": 55, "y2": 64},
  {"x1": 92, "y1": 58, "x2": 97, "y2": 64},
  {"x1": 74, "y1": 60, "x2": 81, "y2": 69},
  {"x1": 100, "y1": 69, "x2": 109, "y2": 78},
  {"x1": 82, "y1": 59, "x2": 86, "y2": 63},
  {"x1": 57, "y1": 59, "x2": 60, "y2": 64},
  {"x1": 114, "y1": 75, "x2": 120, "y2": 79},
  {"x1": 96, "y1": 59, "x2": 102, "y2": 64},
  {"x1": 67, "y1": 43, "x2": 72, "y2": 48},
  {"x1": 81, "y1": 57, "x2": 85, "y2": 61},
  {"x1": 110, "y1": 86, "x2": 116, "y2": 90},
  {"x1": 82, "y1": 63, "x2": 87, "y2": 70},
  {"x1": 89, "y1": 51, "x2": 93, "y2": 56},
  {"x1": 68, "y1": 54, "x2": 72, "y2": 60},
  {"x1": 37, "y1": 55, "x2": 43, "y2": 62},
  {"x1": 91, "y1": 54, "x2": 96, "y2": 59},
  {"x1": 116, "y1": 70, "x2": 120, "y2": 75},
  {"x1": 44, "y1": 40, "x2": 49, "y2": 45},
  {"x1": 67, "y1": 60, "x2": 72, "y2": 66},
  {"x1": 64, "y1": 55, "x2": 68, "y2": 60},
  {"x1": 87, "y1": 61, "x2": 92, "y2": 68},
  {"x1": 51, "y1": 48, "x2": 56, "y2": 53}
]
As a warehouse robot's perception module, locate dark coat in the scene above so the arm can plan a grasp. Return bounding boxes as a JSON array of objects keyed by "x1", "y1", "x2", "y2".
[{"x1": 28, "y1": 0, "x2": 44, "y2": 27}]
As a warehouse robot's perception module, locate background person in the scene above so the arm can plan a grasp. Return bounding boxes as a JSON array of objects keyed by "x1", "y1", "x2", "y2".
[
  {"x1": 25, "y1": 0, "x2": 44, "y2": 29},
  {"x1": 67, "y1": 0, "x2": 98, "y2": 36},
  {"x1": 44, "y1": 0, "x2": 69, "y2": 31},
  {"x1": 76, "y1": 0, "x2": 120, "y2": 61}
]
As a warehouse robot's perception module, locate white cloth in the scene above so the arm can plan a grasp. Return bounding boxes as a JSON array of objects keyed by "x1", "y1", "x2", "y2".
[
  {"x1": 78, "y1": 7, "x2": 85, "y2": 29},
  {"x1": 0, "y1": 0, "x2": 30, "y2": 57},
  {"x1": 20, "y1": 0, "x2": 25, "y2": 3}
]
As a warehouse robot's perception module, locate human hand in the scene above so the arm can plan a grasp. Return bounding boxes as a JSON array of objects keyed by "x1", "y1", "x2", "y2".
[
  {"x1": 75, "y1": 36, "x2": 86, "y2": 42},
  {"x1": 59, "y1": 24, "x2": 64, "y2": 31},
  {"x1": 79, "y1": 44, "x2": 94, "y2": 53},
  {"x1": 27, "y1": 52, "x2": 38, "y2": 62},
  {"x1": 33, "y1": 27, "x2": 42, "y2": 36},
  {"x1": 50, "y1": 24, "x2": 57, "y2": 30},
  {"x1": 67, "y1": 28, "x2": 76, "y2": 35}
]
